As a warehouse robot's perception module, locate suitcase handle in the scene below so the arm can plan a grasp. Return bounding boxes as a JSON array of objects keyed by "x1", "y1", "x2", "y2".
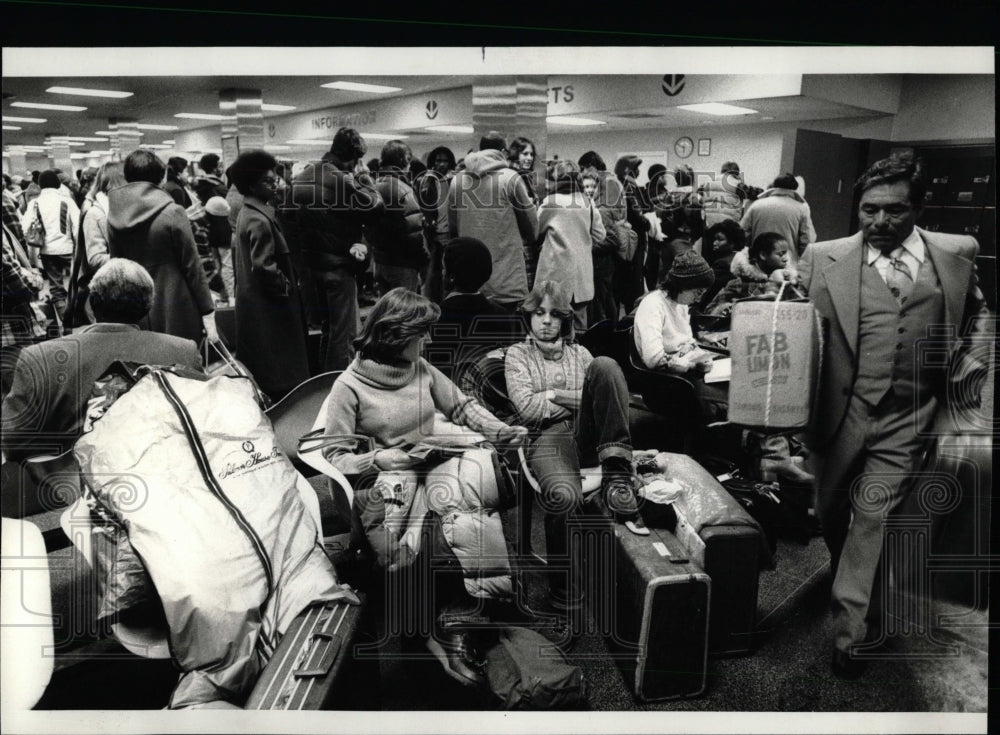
[{"x1": 294, "y1": 632, "x2": 343, "y2": 679}]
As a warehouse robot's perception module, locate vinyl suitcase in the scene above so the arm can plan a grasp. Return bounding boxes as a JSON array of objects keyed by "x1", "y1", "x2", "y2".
[
  {"x1": 605, "y1": 524, "x2": 710, "y2": 701},
  {"x1": 245, "y1": 595, "x2": 365, "y2": 710},
  {"x1": 659, "y1": 452, "x2": 762, "y2": 657}
]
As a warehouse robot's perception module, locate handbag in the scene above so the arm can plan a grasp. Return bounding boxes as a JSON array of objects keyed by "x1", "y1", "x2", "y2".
[
  {"x1": 612, "y1": 219, "x2": 639, "y2": 262},
  {"x1": 25, "y1": 201, "x2": 46, "y2": 248}
]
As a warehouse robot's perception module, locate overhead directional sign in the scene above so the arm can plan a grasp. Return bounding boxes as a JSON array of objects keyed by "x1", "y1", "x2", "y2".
[
  {"x1": 425, "y1": 100, "x2": 439, "y2": 119},
  {"x1": 662, "y1": 74, "x2": 686, "y2": 96}
]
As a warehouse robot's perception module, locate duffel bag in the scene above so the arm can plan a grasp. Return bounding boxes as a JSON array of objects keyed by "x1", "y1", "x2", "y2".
[{"x1": 484, "y1": 626, "x2": 586, "y2": 710}]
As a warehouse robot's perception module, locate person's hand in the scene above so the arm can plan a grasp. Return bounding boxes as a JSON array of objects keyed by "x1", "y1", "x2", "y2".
[
  {"x1": 497, "y1": 425, "x2": 529, "y2": 447},
  {"x1": 374, "y1": 447, "x2": 416, "y2": 470},
  {"x1": 693, "y1": 359, "x2": 713, "y2": 374},
  {"x1": 349, "y1": 243, "x2": 367, "y2": 261},
  {"x1": 203, "y1": 313, "x2": 220, "y2": 344}
]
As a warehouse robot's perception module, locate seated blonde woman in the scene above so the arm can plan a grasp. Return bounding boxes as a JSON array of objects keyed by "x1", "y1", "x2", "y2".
[{"x1": 320, "y1": 287, "x2": 527, "y2": 687}]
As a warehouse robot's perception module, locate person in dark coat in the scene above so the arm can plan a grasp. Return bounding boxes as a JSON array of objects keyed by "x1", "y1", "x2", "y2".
[
  {"x1": 2, "y1": 258, "x2": 202, "y2": 461},
  {"x1": 229, "y1": 150, "x2": 310, "y2": 401},
  {"x1": 368, "y1": 140, "x2": 427, "y2": 293},
  {"x1": 613, "y1": 155, "x2": 651, "y2": 312},
  {"x1": 107, "y1": 149, "x2": 219, "y2": 346},
  {"x1": 163, "y1": 156, "x2": 193, "y2": 208}
]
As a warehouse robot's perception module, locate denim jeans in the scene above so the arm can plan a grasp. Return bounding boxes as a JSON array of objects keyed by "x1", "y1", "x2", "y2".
[
  {"x1": 526, "y1": 356, "x2": 632, "y2": 608},
  {"x1": 314, "y1": 268, "x2": 358, "y2": 372}
]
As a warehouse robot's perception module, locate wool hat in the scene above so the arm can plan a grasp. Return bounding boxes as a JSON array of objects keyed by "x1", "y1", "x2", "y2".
[
  {"x1": 204, "y1": 195, "x2": 231, "y2": 217},
  {"x1": 665, "y1": 249, "x2": 715, "y2": 292},
  {"x1": 444, "y1": 237, "x2": 493, "y2": 292}
]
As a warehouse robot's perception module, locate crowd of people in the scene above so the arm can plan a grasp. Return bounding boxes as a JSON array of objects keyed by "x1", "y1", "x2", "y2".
[{"x1": 1, "y1": 126, "x2": 990, "y2": 691}]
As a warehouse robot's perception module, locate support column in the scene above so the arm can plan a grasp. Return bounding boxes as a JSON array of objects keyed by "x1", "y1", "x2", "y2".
[
  {"x1": 219, "y1": 88, "x2": 265, "y2": 162},
  {"x1": 472, "y1": 76, "x2": 548, "y2": 189},
  {"x1": 45, "y1": 135, "x2": 72, "y2": 176},
  {"x1": 109, "y1": 118, "x2": 142, "y2": 161},
  {"x1": 6, "y1": 149, "x2": 28, "y2": 177}
]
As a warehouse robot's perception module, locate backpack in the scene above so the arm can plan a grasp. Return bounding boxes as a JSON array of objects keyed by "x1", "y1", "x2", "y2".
[
  {"x1": 484, "y1": 626, "x2": 586, "y2": 710},
  {"x1": 25, "y1": 201, "x2": 47, "y2": 248}
]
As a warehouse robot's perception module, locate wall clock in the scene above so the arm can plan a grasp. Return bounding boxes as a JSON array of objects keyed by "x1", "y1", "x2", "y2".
[{"x1": 674, "y1": 136, "x2": 694, "y2": 159}]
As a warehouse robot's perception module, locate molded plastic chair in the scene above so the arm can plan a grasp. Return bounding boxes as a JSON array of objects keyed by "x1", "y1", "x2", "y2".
[{"x1": 265, "y1": 371, "x2": 343, "y2": 477}]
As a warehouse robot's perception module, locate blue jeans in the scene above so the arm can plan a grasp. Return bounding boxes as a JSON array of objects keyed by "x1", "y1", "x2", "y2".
[{"x1": 314, "y1": 268, "x2": 358, "y2": 372}]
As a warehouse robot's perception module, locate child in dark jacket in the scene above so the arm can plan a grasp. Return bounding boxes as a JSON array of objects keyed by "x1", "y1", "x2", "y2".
[{"x1": 706, "y1": 231, "x2": 802, "y2": 315}]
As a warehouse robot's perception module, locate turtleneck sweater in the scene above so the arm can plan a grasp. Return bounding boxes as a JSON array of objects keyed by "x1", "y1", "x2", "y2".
[{"x1": 322, "y1": 355, "x2": 510, "y2": 475}]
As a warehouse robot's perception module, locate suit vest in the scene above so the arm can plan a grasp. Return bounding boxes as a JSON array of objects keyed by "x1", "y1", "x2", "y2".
[{"x1": 854, "y1": 253, "x2": 945, "y2": 407}]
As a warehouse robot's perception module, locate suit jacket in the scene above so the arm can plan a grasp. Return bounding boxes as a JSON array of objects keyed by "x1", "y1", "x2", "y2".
[
  {"x1": 1, "y1": 323, "x2": 201, "y2": 461},
  {"x1": 798, "y1": 228, "x2": 989, "y2": 447}
]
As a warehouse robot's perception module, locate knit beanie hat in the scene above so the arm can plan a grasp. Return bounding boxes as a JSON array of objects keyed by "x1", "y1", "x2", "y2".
[
  {"x1": 204, "y1": 195, "x2": 231, "y2": 217},
  {"x1": 665, "y1": 249, "x2": 715, "y2": 292},
  {"x1": 444, "y1": 237, "x2": 493, "y2": 292}
]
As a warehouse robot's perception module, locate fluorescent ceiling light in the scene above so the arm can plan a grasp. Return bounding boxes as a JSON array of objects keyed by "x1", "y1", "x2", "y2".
[
  {"x1": 87, "y1": 150, "x2": 112, "y2": 155},
  {"x1": 66, "y1": 136, "x2": 108, "y2": 142},
  {"x1": 359, "y1": 133, "x2": 408, "y2": 140},
  {"x1": 174, "y1": 113, "x2": 235, "y2": 121},
  {"x1": 2, "y1": 125, "x2": 21, "y2": 130},
  {"x1": 95, "y1": 130, "x2": 144, "y2": 137},
  {"x1": 46, "y1": 85, "x2": 133, "y2": 99},
  {"x1": 322, "y1": 81, "x2": 402, "y2": 94},
  {"x1": 676, "y1": 102, "x2": 758, "y2": 116},
  {"x1": 11, "y1": 101, "x2": 87, "y2": 112},
  {"x1": 3, "y1": 115, "x2": 47, "y2": 123},
  {"x1": 136, "y1": 123, "x2": 180, "y2": 131},
  {"x1": 162, "y1": 139, "x2": 175, "y2": 145},
  {"x1": 67, "y1": 141, "x2": 86, "y2": 147},
  {"x1": 264, "y1": 145, "x2": 292, "y2": 151},
  {"x1": 546, "y1": 116, "x2": 606, "y2": 126},
  {"x1": 262, "y1": 103, "x2": 297, "y2": 112},
  {"x1": 424, "y1": 124, "x2": 474, "y2": 134}
]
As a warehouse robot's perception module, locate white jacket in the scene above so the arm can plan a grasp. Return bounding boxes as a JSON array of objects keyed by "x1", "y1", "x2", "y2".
[{"x1": 22, "y1": 188, "x2": 79, "y2": 257}]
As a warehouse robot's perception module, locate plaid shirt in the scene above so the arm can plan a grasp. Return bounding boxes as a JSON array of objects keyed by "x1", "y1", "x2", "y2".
[
  {"x1": 2, "y1": 190, "x2": 25, "y2": 248},
  {"x1": 2, "y1": 226, "x2": 43, "y2": 347}
]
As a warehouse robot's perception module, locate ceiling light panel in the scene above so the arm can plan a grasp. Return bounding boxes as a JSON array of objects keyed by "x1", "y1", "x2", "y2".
[
  {"x1": 262, "y1": 103, "x2": 296, "y2": 112},
  {"x1": 359, "y1": 133, "x2": 408, "y2": 140},
  {"x1": 424, "y1": 125, "x2": 473, "y2": 134},
  {"x1": 676, "y1": 102, "x2": 758, "y2": 115},
  {"x1": 322, "y1": 81, "x2": 402, "y2": 94},
  {"x1": 136, "y1": 123, "x2": 179, "y2": 131},
  {"x1": 3, "y1": 116, "x2": 47, "y2": 123},
  {"x1": 174, "y1": 113, "x2": 235, "y2": 121},
  {"x1": 2, "y1": 125, "x2": 21, "y2": 130},
  {"x1": 11, "y1": 101, "x2": 88, "y2": 112},
  {"x1": 67, "y1": 136, "x2": 111, "y2": 142},
  {"x1": 546, "y1": 116, "x2": 606, "y2": 126},
  {"x1": 46, "y1": 86, "x2": 133, "y2": 99}
]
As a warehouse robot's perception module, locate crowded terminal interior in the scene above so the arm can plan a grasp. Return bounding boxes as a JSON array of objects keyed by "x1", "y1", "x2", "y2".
[{"x1": 1, "y1": 47, "x2": 994, "y2": 726}]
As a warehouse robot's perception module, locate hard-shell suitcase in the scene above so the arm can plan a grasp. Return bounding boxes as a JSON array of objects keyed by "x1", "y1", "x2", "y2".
[
  {"x1": 245, "y1": 595, "x2": 364, "y2": 710},
  {"x1": 604, "y1": 524, "x2": 710, "y2": 701},
  {"x1": 660, "y1": 452, "x2": 762, "y2": 657}
]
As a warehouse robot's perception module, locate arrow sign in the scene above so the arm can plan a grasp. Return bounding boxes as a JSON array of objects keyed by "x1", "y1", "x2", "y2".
[
  {"x1": 662, "y1": 74, "x2": 686, "y2": 96},
  {"x1": 267, "y1": 123, "x2": 276, "y2": 138},
  {"x1": 425, "y1": 100, "x2": 439, "y2": 120}
]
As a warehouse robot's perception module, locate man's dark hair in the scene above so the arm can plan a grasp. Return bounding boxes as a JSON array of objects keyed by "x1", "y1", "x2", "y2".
[
  {"x1": 772, "y1": 173, "x2": 798, "y2": 190},
  {"x1": 330, "y1": 127, "x2": 367, "y2": 163},
  {"x1": 199, "y1": 153, "x2": 221, "y2": 174},
  {"x1": 479, "y1": 131, "x2": 507, "y2": 152},
  {"x1": 167, "y1": 156, "x2": 188, "y2": 174},
  {"x1": 123, "y1": 149, "x2": 166, "y2": 185},
  {"x1": 229, "y1": 149, "x2": 278, "y2": 196},
  {"x1": 577, "y1": 151, "x2": 606, "y2": 172},
  {"x1": 444, "y1": 237, "x2": 493, "y2": 293},
  {"x1": 379, "y1": 141, "x2": 410, "y2": 170},
  {"x1": 674, "y1": 165, "x2": 694, "y2": 188},
  {"x1": 721, "y1": 161, "x2": 741, "y2": 175},
  {"x1": 38, "y1": 169, "x2": 61, "y2": 190},
  {"x1": 855, "y1": 156, "x2": 927, "y2": 206}
]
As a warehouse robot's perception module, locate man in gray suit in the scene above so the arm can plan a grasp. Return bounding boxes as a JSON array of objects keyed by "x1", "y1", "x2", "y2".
[
  {"x1": 2, "y1": 259, "x2": 202, "y2": 461},
  {"x1": 798, "y1": 157, "x2": 990, "y2": 679}
]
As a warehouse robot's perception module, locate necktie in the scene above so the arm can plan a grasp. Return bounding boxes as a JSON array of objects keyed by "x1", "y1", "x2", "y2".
[{"x1": 885, "y1": 256, "x2": 914, "y2": 305}]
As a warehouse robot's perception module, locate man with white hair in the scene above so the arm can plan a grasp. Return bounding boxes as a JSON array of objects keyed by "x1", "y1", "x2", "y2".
[{"x1": 2, "y1": 258, "x2": 201, "y2": 461}]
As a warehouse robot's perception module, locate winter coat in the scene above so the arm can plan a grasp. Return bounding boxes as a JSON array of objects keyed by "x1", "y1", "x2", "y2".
[
  {"x1": 163, "y1": 177, "x2": 193, "y2": 208},
  {"x1": 22, "y1": 188, "x2": 79, "y2": 257},
  {"x1": 536, "y1": 191, "x2": 606, "y2": 304},
  {"x1": 107, "y1": 181, "x2": 215, "y2": 344},
  {"x1": 699, "y1": 175, "x2": 746, "y2": 228},
  {"x1": 367, "y1": 169, "x2": 427, "y2": 271},
  {"x1": 447, "y1": 149, "x2": 539, "y2": 305},
  {"x1": 233, "y1": 196, "x2": 310, "y2": 399},
  {"x1": 740, "y1": 187, "x2": 816, "y2": 266},
  {"x1": 290, "y1": 153, "x2": 384, "y2": 274}
]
